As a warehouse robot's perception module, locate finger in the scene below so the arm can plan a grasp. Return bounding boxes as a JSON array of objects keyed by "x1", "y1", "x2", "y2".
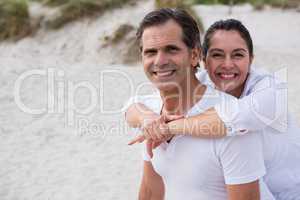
[
  {"x1": 152, "y1": 121, "x2": 165, "y2": 141},
  {"x1": 128, "y1": 134, "x2": 145, "y2": 145},
  {"x1": 159, "y1": 122, "x2": 171, "y2": 137},
  {"x1": 145, "y1": 121, "x2": 161, "y2": 141},
  {"x1": 152, "y1": 140, "x2": 163, "y2": 149},
  {"x1": 144, "y1": 126, "x2": 157, "y2": 141},
  {"x1": 146, "y1": 140, "x2": 154, "y2": 158}
]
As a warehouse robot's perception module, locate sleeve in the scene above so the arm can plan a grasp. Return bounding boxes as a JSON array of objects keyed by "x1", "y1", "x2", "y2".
[
  {"x1": 214, "y1": 75, "x2": 288, "y2": 136},
  {"x1": 216, "y1": 133, "x2": 266, "y2": 185},
  {"x1": 122, "y1": 95, "x2": 147, "y2": 114},
  {"x1": 122, "y1": 94, "x2": 162, "y2": 116}
]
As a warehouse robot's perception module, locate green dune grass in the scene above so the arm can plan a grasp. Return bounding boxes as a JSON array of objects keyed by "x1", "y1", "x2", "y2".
[
  {"x1": 39, "y1": 0, "x2": 134, "y2": 29},
  {"x1": 191, "y1": 0, "x2": 293, "y2": 8},
  {"x1": 155, "y1": 0, "x2": 205, "y2": 32},
  {"x1": 0, "y1": 0, "x2": 133, "y2": 40},
  {"x1": 0, "y1": 0, "x2": 31, "y2": 41},
  {"x1": 0, "y1": 0, "x2": 298, "y2": 41}
]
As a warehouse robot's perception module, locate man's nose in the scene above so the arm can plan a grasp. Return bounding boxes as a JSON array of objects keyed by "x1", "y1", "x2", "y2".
[{"x1": 154, "y1": 51, "x2": 169, "y2": 67}]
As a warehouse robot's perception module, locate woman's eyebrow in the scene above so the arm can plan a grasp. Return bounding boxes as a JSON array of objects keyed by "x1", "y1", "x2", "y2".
[{"x1": 232, "y1": 48, "x2": 247, "y2": 52}]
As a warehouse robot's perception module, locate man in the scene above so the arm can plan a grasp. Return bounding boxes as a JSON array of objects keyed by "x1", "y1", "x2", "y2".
[{"x1": 129, "y1": 8, "x2": 272, "y2": 200}]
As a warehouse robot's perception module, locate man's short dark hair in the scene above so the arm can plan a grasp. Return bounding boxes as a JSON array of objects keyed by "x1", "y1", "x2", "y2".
[
  {"x1": 136, "y1": 8, "x2": 201, "y2": 50},
  {"x1": 203, "y1": 19, "x2": 253, "y2": 58}
]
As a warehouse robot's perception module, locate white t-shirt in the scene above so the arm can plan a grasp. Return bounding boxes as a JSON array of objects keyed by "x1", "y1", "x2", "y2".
[
  {"x1": 197, "y1": 68, "x2": 300, "y2": 198},
  {"x1": 197, "y1": 68, "x2": 288, "y2": 135},
  {"x1": 124, "y1": 68, "x2": 299, "y2": 199},
  {"x1": 138, "y1": 86, "x2": 272, "y2": 200},
  {"x1": 261, "y1": 118, "x2": 300, "y2": 199}
]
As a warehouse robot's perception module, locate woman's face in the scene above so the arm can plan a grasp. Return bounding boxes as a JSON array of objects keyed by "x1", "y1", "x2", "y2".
[{"x1": 204, "y1": 30, "x2": 253, "y2": 97}]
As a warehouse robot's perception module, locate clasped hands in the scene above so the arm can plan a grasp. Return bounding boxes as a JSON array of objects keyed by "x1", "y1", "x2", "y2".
[{"x1": 128, "y1": 114, "x2": 184, "y2": 158}]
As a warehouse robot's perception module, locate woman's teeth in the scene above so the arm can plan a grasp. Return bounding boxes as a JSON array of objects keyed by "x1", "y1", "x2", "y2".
[{"x1": 218, "y1": 73, "x2": 237, "y2": 80}]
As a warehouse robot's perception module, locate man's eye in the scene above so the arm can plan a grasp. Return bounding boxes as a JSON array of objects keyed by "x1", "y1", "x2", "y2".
[
  {"x1": 167, "y1": 47, "x2": 179, "y2": 53},
  {"x1": 144, "y1": 51, "x2": 156, "y2": 56},
  {"x1": 212, "y1": 53, "x2": 223, "y2": 58}
]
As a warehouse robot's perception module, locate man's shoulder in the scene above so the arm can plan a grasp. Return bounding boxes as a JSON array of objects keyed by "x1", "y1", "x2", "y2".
[{"x1": 127, "y1": 93, "x2": 162, "y2": 114}]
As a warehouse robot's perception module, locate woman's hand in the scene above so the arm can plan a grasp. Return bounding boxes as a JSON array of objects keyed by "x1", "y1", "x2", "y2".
[
  {"x1": 128, "y1": 115, "x2": 184, "y2": 157},
  {"x1": 128, "y1": 114, "x2": 183, "y2": 144}
]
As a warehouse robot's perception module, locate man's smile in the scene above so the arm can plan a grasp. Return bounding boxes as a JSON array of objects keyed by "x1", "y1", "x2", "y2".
[{"x1": 153, "y1": 69, "x2": 176, "y2": 78}]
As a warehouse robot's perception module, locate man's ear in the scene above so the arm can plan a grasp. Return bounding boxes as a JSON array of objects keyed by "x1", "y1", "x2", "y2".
[{"x1": 191, "y1": 47, "x2": 201, "y2": 68}]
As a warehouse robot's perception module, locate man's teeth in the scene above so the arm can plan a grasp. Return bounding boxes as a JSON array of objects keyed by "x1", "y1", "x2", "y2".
[{"x1": 156, "y1": 70, "x2": 174, "y2": 77}]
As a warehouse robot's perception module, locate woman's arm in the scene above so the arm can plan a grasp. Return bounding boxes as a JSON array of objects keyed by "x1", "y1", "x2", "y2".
[
  {"x1": 125, "y1": 103, "x2": 159, "y2": 128},
  {"x1": 127, "y1": 74, "x2": 287, "y2": 141},
  {"x1": 126, "y1": 103, "x2": 227, "y2": 139},
  {"x1": 167, "y1": 107, "x2": 227, "y2": 138},
  {"x1": 139, "y1": 161, "x2": 164, "y2": 200},
  {"x1": 215, "y1": 75, "x2": 288, "y2": 135}
]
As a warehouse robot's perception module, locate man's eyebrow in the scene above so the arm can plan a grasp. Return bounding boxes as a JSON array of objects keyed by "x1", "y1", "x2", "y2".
[
  {"x1": 209, "y1": 48, "x2": 224, "y2": 53},
  {"x1": 165, "y1": 44, "x2": 181, "y2": 50},
  {"x1": 143, "y1": 47, "x2": 157, "y2": 53}
]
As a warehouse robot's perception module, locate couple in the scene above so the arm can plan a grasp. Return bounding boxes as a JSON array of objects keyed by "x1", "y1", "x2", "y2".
[{"x1": 125, "y1": 8, "x2": 300, "y2": 200}]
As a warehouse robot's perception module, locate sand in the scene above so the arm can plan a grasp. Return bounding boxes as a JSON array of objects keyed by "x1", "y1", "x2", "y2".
[{"x1": 0, "y1": 1, "x2": 299, "y2": 199}]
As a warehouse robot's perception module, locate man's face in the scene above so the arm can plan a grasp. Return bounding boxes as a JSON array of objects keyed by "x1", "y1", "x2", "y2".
[
  {"x1": 141, "y1": 20, "x2": 199, "y2": 92},
  {"x1": 204, "y1": 30, "x2": 253, "y2": 97}
]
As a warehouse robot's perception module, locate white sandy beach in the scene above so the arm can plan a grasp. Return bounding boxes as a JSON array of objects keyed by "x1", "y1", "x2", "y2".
[{"x1": 0, "y1": 1, "x2": 299, "y2": 199}]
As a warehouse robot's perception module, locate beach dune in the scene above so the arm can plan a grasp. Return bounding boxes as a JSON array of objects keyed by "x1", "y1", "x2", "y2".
[{"x1": 0, "y1": 1, "x2": 299, "y2": 199}]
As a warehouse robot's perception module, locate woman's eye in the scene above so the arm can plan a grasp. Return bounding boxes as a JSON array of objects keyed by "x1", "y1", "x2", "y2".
[{"x1": 233, "y1": 53, "x2": 244, "y2": 58}]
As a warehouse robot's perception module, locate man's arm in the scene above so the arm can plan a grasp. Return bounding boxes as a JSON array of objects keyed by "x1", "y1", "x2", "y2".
[
  {"x1": 139, "y1": 161, "x2": 164, "y2": 200},
  {"x1": 226, "y1": 181, "x2": 260, "y2": 200}
]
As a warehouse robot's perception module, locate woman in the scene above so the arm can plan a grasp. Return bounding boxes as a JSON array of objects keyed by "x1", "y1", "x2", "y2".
[{"x1": 126, "y1": 18, "x2": 300, "y2": 200}]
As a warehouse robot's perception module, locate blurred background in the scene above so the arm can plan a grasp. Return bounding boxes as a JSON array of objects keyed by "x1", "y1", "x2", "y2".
[{"x1": 0, "y1": 0, "x2": 300, "y2": 199}]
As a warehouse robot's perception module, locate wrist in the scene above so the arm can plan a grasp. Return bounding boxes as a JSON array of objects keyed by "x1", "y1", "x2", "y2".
[
  {"x1": 140, "y1": 113, "x2": 159, "y2": 127},
  {"x1": 167, "y1": 117, "x2": 185, "y2": 135}
]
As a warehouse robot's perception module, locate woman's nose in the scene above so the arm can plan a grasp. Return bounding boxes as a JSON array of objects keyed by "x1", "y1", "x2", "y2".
[{"x1": 222, "y1": 56, "x2": 234, "y2": 69}]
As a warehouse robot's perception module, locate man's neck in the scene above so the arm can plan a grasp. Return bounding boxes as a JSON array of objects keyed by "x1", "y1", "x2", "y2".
[{"x1": 160, "y1": 76, "x2": 206, "y2": 115}]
